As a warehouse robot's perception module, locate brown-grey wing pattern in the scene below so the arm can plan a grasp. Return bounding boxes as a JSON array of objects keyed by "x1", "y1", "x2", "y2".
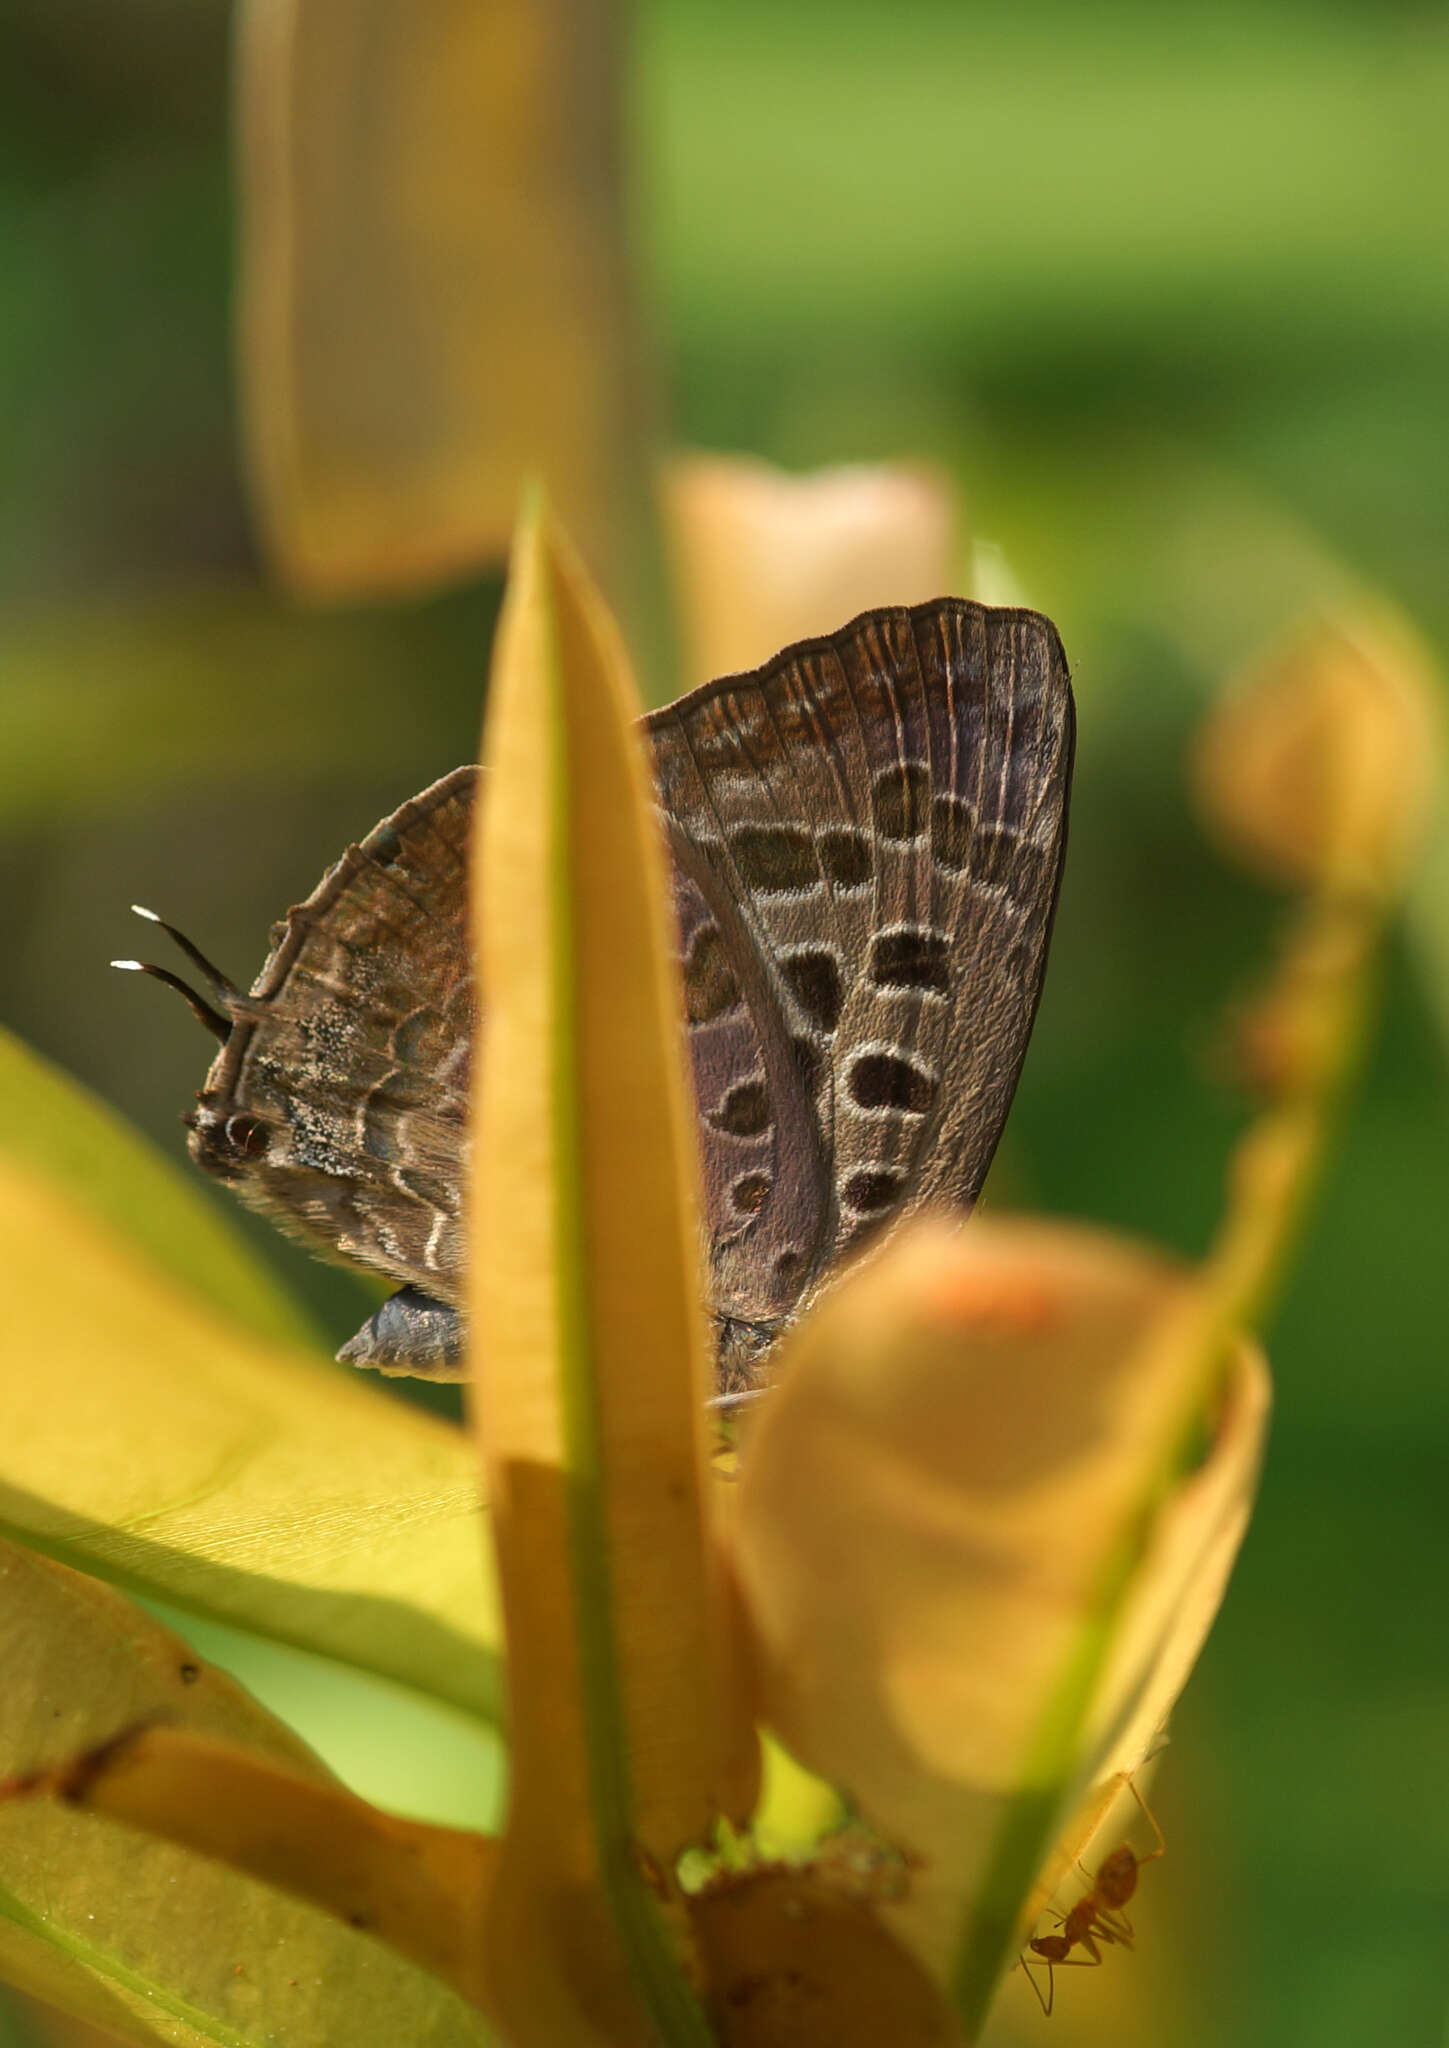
[
  {"x1": 659, "y1": 818, "x2": 834, "y2": 1343},
  {"x1": 187, "y1": 768, "x2": 477, "y2": 1304},
  {"x1": 824, "y1": 603, "x2": 1073, "y2": 1252},
  {"x1": 647, "y1": 652, "x2": 873, "y2": 1336},
  {"x1": 644, "y1": 598, "x2": 1073, "y2": 1323}
]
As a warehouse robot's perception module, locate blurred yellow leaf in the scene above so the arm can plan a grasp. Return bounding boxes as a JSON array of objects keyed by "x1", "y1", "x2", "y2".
[
  {"x1": 238, "y1": 0, "x2": 648, "y2": 608},
  {"x1": 1017, "y1": 1340, "x2": 1268, "y2": 1966},
  {"x1": 0, "y1": 1159, "x2": 499, "y2": 1722},
  {"x1": 1192, "y1": 608, "x2": 1442, "y2": 1330},
  {"x1": 1077, "y1": 1344, "x2": 1268, "y2": 1791},
  {"x1": 0, "y1": 1025, "x2": 314, "y2": 1351},
  {"x1": 0, "y1": 1541, "x2": 496, "y2": 2047},
  {"x1": 664, "y1": 454, "x2": 957, "y2": 687},
  {"x1": 0, "y1": 589, "x2": 473, "y2": 827},
  {"x1": 471, "y1": 501, "x2": 755, "y2": 2044},
  {"x1": 1194, "y1": 607, "x2": 1441, "y2": 900}
]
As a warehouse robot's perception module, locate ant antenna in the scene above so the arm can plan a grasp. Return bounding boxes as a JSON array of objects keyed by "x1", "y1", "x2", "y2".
[{"x1": 1125, "y1": 1775, "x2": 1167, "y2": 1862}]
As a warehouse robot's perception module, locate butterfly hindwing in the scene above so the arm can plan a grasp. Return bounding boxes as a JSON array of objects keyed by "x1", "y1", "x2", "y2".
[
  {"x1": 825, "y1": 602, "x2": 1073, "y2": 1242},
  {"x1": 188, "y1": 769, "x2": 475, "y2": 1311},
  {"x1": 645, "y1": 597, "x2": 1073, "y2": 1330}
]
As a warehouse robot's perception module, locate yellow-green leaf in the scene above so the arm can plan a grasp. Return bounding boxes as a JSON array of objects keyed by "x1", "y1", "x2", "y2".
[
  {"x1": 0, "y1": 1024, "x2": 314, "y2": 1352},
  {"x1": 6, "y1": 1723, "x2": 497, "y2": 2014},
  {"x1": 470, "y1": 502, "x2": 755, "y2": 2044},
  {"x1": 0, "y1": 1540, "x2": 496, "y2": 2047},
  {"x1": 0, "y1": 1159, "x2": 499, "y2": 1722}
]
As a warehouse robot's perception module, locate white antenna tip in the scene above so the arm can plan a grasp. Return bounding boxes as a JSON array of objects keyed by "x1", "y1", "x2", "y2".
[
  {"x1": 111, "y1": 959, "x2": 144, "y2": 972},
  {"x1": 131, "y1": 904, "x2": 162, "y2": 922}
]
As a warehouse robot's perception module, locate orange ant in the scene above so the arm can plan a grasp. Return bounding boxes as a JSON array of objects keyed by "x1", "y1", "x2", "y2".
[{"x1": 1021, "y1": 1779, "x2": 1165, "y2": 2016}]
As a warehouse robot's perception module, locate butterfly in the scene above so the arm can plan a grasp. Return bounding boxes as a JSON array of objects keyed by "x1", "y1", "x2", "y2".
[{"x1": 119, "y1": 599, "x2": 1073, "y2": 1398}]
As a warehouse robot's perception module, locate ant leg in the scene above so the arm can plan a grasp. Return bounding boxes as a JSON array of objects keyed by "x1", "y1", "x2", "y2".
[
  {"x1": 1126, "y1": 1777, "x2": 1167, "y2": 1863},
  {"x1": 1020, "y1": 1953, "x2": 1055, "y2": 2017}
]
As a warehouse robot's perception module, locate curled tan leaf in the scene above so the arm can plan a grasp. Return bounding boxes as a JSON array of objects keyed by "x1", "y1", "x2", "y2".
[
  {"x1": 729, "y1": 1216, "x2": 1267, "y2": 2006},
  {"x1": 688, "y1": 1866, "x2": 962, "y2": 2048}
]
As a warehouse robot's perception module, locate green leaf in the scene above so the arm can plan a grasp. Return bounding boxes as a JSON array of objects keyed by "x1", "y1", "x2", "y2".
[
  {"x1": 0, "y1": 1156, "x2": 499, "y2": 1724},
  {"x1": 0, "y1": 1540, "x2": 497, "y2": 2047},
  {"x1": 0, "y1": 1024, "x2": 315, "y2": 1352}
]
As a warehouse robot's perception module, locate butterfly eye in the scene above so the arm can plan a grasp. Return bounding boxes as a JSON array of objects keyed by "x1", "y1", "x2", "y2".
[{"x1": 224, "y1": 1112, "x2": 271, "y2": 1159}]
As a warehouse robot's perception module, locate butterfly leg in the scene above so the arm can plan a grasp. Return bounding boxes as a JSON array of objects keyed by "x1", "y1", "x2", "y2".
[{"x1": 337, "y1": 1286, "x2": 467, "y2": 1378}]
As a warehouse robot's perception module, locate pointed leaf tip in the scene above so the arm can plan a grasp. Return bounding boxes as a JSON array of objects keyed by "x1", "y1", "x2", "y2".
[{"x1": 471, "y1": 503, "x2": 755, "y2": 2044}]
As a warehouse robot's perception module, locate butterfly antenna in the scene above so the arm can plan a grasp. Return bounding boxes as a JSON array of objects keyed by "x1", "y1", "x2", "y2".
[
  {"x1": 129, "y1": 906, "x2": 241, "y2": 1004},
  {"x1": 111, "y1": 960, "x2": 231, "y2": 1045}
]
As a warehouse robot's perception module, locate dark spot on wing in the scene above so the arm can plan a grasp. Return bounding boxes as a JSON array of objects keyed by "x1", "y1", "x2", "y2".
[
  {"x1": 684, "y1": 924, "x2": 741, "y2": 1024},
  {"x1": 709, "y1": 1079, "x2": 772, "y2": 1137},
  {"x1": 819, "y1": 826, "x2": 871, "y2": 890},
  {"x1": 873, "y1": 762, "x2": 929, "y2": 841},
  {"x1": 848, "y1": 1052, "x2": 935, "y2": 1115},
  {"x1": 931, "y1": 793, "x2": 975, "y2": 871},
  {"x1": 870, "y1": 929, "x2": 951, "y2": 995},
  {"x1": 730, "y1": 824, "x2": 820, "y2": 893},
  {"x1": 843, "y1": 1168, "x2": 906, "y2": 1214},
  {"x1": 781, "y1": 948, "x2": 843, "y2": 1034}
]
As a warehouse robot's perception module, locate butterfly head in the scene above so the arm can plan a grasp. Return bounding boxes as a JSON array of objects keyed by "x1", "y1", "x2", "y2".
[{"x1": 110, "y1": 909, "x2": 278, "y2": 1178}]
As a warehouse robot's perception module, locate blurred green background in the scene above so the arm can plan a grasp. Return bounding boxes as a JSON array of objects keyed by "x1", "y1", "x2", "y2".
[{"x1": 2, "y1": 2, "x2": 1447, "y2": 2043}]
